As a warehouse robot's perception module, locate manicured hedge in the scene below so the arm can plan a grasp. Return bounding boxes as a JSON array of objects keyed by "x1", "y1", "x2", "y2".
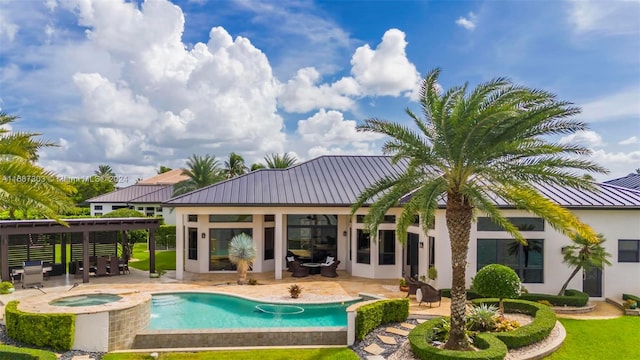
[
  {"x1": 471, "y1": 298, "x2": 557, "y2": 349},
  {"x1": 0, "y1": 345, "x2": 57, "y2": 360},
  {"x1": 355, "y1": 298, "x2": 409, "y2": 340},
  {"x1": 622, "y1": 293, "x2": 640, "y2": 303},
  {"x1": 442, "y1": 288, "x2": 589, "y2": 306},
  {"x1": 4, "y1": 301, "x2": 75, "y2": 351},
  {"x1": 519, "y1": 289, "x2": 589, "y2": 307},
  {"x1": 408, "y1": 318, "x2": 507, "y2": 360}
]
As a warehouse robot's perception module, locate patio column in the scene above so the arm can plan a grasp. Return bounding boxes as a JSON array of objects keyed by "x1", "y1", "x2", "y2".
[
  {"x1": 82, "y1": 230, "x2": 90, "y2": 283},
  {"x1": 175, "y1": 214, "x2": 184, "y2": 280},
  {"x1": 1, "y1": 233, "x2": 9, "y2": 282},
  {"x1": 274, "y1": 212, "x2": 284, "y2": 280},
  {"x1": 61, "y1": 233, "x2": 67, "y2": 274},
  {"x1": 149, "y1": 227, "x2": 156, "y2": 274}
]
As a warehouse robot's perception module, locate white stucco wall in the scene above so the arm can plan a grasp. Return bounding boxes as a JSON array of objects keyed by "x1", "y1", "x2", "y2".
[{"x1": 73, "y1": 312, "x2": 109, "y2": 352}]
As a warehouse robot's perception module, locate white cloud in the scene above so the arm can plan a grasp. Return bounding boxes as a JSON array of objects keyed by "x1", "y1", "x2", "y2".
[
  {"x1": 619, "y1": 136, "x2": 638, "y2": 145},
  {"x1": 455, "y1": 12, "x2": 477, "y2": 31},
  {"x1": 568, "y1": 0, "x2": 640, "y2": 35},
  {"x1": 350, "y1": 29, "x2": 421, "y2": 97},
  {"x1": 590, "y1": 148, "x2": 640, "y2": 182},
  {"x1": 279, "y1": 67, "x2": 358, "y2": 113},
  {"x1": 559, "y1": 130, "x2": 604, "y2": 147},
  {"x1": 0, "y1": 13, "x2": 19, "y2": 42},
  {"x1": 579, "y1": 88, "x2": 640, "y2": 123}
]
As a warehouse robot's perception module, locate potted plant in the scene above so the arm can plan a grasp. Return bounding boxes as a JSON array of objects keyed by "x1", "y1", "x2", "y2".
[
  {"x1": 228, "y1": 233, "x2": 256, "y2": 285},
  {"x1": 0, "y1": 281, "x2": 14, "y2": 294},
  {"x1": 288, "y1": 284, "x2": 302, "y2": 298},
  {"x1": 428, "y1": 266, "x2": 438, "y2": 284},
  {"x1": 623, "y1": 299, "x2": 637, "y2": 310},
  {"x1": 399, "y1": 278, "x2": 409, "y2": 292}
]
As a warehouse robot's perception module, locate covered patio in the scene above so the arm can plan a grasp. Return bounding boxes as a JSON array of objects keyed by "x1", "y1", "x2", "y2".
[{"x1": 0, "y1": 218, "x2": 161, "y2": 284}]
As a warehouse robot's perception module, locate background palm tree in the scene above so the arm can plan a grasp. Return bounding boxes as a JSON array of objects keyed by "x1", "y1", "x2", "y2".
[
  {"x1": 224, "y1": 152, "x2": 248, "y2": 179},
  {"x1": 264, "y1": 153, "x2": 298, "y2": 168},
  {"x1": 0, "y1": 112, "x2": 74, "y2": 220},
  {"x1": 558, "y1": 234, "x2": 611, "y2": 296},
  {"x1": 94, "y1": 164, "x2": 116, "y2": 183},
  {"x1": 173, "y1": 154, "x2": 224, "y2": 196},
  {"x1": 228, "y1": 233, "x2": 256, "y2": 285},
  {"x1": 250, "y1": 163, "x2": 265, "y2": 171},
  {"x1": 352, "y1": 68, "x2": 606, "y2": 350},
  {"x1": 156, "y1": 165, "x2": 172, "y2": 174}
]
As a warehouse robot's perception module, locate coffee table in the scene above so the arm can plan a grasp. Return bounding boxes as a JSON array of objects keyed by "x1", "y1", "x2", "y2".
[{"x1": 302, "y1": 263, "x2": 322, "y2": 275}]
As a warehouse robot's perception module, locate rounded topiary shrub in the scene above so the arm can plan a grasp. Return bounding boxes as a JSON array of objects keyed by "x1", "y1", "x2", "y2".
[{"x1": 473, "y1": 264, "x2": 521, "y2": 316}]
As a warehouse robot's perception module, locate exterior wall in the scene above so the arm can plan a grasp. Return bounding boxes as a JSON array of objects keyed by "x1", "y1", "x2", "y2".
[
  {"x1": 90, "y1": 203, "x2": 175, "y2": 225},
  {"x1": 90, "y1": 202, "x2": 128, "y2": 216}
]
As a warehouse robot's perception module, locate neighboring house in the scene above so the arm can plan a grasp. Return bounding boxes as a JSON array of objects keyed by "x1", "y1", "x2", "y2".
[
  {"x1": 165, "y1": 156, "x2": 640, "y2": 299},
  {"x1": 88, "y1": 169, "x2": 188, "y2": 225},
  {"x1": 604, "y1": 173, "x2": 640, "y2": 190}
]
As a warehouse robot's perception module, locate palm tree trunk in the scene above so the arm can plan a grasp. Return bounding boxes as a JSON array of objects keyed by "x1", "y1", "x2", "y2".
[
  {"x1": 237, "y1": 261, "x2": 248, "y2": 285},
  {"x1": 444, "y1": 192, "x2": 473, "y2": 351},
  {"x1": 557, "y1": 266, "x2": 582, "y2": 296}
]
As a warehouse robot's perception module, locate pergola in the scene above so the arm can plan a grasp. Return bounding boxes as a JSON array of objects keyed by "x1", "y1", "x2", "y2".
[{"x1": 0, "y1": 218, "x2": 161, "y2": 283}]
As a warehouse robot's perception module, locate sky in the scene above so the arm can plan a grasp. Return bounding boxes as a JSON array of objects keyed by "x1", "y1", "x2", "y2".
[{"x1": 0, "y1": 0, "x2": 639, "y2": 186}]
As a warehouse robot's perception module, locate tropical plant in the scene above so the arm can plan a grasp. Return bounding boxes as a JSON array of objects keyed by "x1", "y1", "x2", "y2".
[
  {"x1": 288, "y1": 284, "x2": 303, "y2": 298},
  {"x1": 264, "y1": 153, "x2": 298, "y2": 168},
  {"x1": 0, "y1": 112, "x2": 75, "y2": 221},
  {"x1": 156, "y1": 165, "x2": 172, "y2": 174},
  {"x1": 466, "y1": 303, "x2": 498, "y2": 332},
  {"x1": 69, "y1": 177, "x2": 115, "y2": 204},
  {"x1": 473, "y1": 264, "x2": 522, "y2": 317},
  {"x1": 228, "y1": 233, "x2": 256, "y2": 285},
  {"x1": 350, "y1": 68, "x2": 606, "y2": 350},
  {"x1": 173, "y1": 154, "x2": 225, "y2": 196},
  {"x1": 558, "y1": 233, "x2": 612, "y2": 296},
  {"x1": 0, "y1": 281, "x2": 14, "y2": 294},
  {"x1": 250, "y1": 163, "x2": 266, "y2": 171},
  {"x1": 94, "y1": 164, "x2": 116, "y2": 183},
  {"x1": 224, "y1": 152, "x2": 248, "y2": 179}
]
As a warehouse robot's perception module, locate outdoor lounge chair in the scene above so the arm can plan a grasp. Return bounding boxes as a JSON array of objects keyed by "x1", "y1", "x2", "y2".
[
  {"x1": 95, "y1": 257, "x2": 108, "y2": 276},
  {"x1": 320, "y1": 260, "x2": 340, "y2": 277},
  {"x1": 289, "y1": 261, "x2": 309, "y2": 278},
  {"x1": 22, "y1": 260, "x2": 43, "y2": 289},
  {"x1": 404, "y1": 275, "x2": 425, "y2": 297},
  {"x1": 108, "y1": 256, "x2": 120, "y2": 275},
  {"x1": 417, "y1": 283, "x2": 442, "y2": 307}
]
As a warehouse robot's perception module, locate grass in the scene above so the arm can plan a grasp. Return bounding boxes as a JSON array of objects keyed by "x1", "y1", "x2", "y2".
[
  {"x1": 128, "y1": 242, "x2": 176, "y2": 271},
  {"x1": 102, "y1": 348, "x2": 359, "y2": 360},
  {"x1": 546, "y1": 316, "x2": 640, "y2": 359}
]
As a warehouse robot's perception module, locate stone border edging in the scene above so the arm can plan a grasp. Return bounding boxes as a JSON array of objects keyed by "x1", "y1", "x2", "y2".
[{"x1": 552, "y1": 302, "x2": 595, "y2": 314}]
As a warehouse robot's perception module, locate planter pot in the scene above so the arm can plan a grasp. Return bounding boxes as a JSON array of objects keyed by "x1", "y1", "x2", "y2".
[
  {"x1": 399, "y1": 286, "x2": 409, "y2": 292},
  {"x1": 8, "y1": 288, "x2": 14, "y2": 293}
]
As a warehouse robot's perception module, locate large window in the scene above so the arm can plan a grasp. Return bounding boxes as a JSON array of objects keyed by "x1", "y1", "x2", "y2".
[
  {"x1": 264, "y1": 227, "x2": 274, "y2": 260},
  {"x1": 187, "y1": 215, "x2": 197, "y2": 222},
  {"x1": 94, "y1": 205, "x2": 103, "y2": 210},
  {"x1": 287, "y1": 215, "x2": 337, "y2": 263},
  {"x1": 477, "y1": 239, "x2": 544, "y2": 283},
  {"x1": 379, "y1": 230, "x2": 396, "y2": 265},
  {"x1": 209, "y1": 215, "x2": 253, "y2": 222},
  {"x1": 356, "y1": 229, "x2": 370, "y2": 264},
  {"x1": 209, "y1": 228, "x2": 252, "y2": 270},
  {"x1": 619, "y1": 240, "x2": 640, "y2": 262},
  {"x1": 477, "y1": 217, "x2": 544, "y2": 231},
  {"x1": 188, "y1": 227, "x2": 198, "y2": 260}
]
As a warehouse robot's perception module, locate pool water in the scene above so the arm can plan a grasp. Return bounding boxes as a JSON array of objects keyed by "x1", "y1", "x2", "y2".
[
  {"x1": 50, "y1": 294, "x2": 122, "y2": 307},
  {"x1": 149, "y1": 292, "x2": 358, "y2": 330}
]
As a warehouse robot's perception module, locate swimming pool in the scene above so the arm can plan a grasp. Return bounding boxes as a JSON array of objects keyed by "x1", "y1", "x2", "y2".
[
  {"x1": 49, "y1": 294, "x2": 122, "y2": 307},
  {"x1": 148, "y1": 292, "x2": 358, "y2": 330}
]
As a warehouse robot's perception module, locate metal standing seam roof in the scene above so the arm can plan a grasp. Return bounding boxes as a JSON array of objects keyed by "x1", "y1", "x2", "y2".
[
  {"x1": 164, "y1": 155, "x2": 640, "y2": 208},
  {"x1": 86, "y1": 184, "x2": 171, "y2": 203},
  {"x1": 604, "y1": 173, "x2": 640, "y2": 190}
]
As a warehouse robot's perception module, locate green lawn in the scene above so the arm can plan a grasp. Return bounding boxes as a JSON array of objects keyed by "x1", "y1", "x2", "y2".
[
  {"x1": 128, "y1": 242, "x2": 176, "y2": 271},
  {"x1": 546, "y1": 316, "x2": 640, "y2": 359},
  {"x1": 102, "y1": 348, "x2": 358, "y2": 360}
]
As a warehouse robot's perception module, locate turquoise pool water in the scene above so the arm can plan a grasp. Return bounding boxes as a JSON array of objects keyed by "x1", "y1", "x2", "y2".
[
  {"x1": 50, "y1": 294, "x2": 122, "y2": 307},
  {"x1": 149, "y1": 292, "x2": 358, "y2": 330}
]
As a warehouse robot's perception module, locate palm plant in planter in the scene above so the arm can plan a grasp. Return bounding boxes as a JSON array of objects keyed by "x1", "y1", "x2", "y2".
[
  {"x1": 228, "y1": 233, "x2": 256, "y2": 285},
  {"x1": 288, "y1": 284, "x2": 303, "y2": 298}
]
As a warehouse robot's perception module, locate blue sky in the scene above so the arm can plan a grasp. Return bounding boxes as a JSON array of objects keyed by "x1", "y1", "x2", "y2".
[{"x1": 0, "y1": 0, "x2": 638, "y2": 185}]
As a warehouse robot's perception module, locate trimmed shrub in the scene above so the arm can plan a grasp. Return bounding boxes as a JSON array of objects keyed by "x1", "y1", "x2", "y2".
[
  {"x1": 0, "y1": 345, "x2": 57, "y2": 360},
  {"x1": 519, "y1": 289, "x2": 589, "y2": 307},
  {"x1": 473, "y1": 264, "x2": 521, "y2": 316},
  {"x1": 408, "y1": 318, "x2": 507, "y2": 360},
  {"x1": 355, "y1": 298, "x2": 409, "y2": 340},
  {"x1": 4, "y1": 301, "x2": 75, "y2": 351},
  {"x1": 471, "y1": 298, "x2": 557, "y2": 349}
]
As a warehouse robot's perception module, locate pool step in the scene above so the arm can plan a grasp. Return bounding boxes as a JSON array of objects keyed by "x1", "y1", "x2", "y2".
[{"x1": 151, "y1": 295, "x2": 184, "y2": 306}]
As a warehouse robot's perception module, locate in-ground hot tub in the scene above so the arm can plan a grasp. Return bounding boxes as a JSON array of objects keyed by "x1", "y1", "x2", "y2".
[{"x1": 49, "y1": 294, "x2": 122, "y2": 307}]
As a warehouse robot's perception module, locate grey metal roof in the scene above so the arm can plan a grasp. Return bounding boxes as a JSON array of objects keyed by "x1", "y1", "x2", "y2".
[
  {"x1": 87, "y1": 185, "x2": 170, "y2": 203},
  {"x1": 604, "y1": 173, "x2": 640, "y2": 190},
  {"x1": 128, "y1": 186, "x2": 175, "y2": 204},
  {"x1": 165, "y1": 155, "x2": 640, "y2": 208}
]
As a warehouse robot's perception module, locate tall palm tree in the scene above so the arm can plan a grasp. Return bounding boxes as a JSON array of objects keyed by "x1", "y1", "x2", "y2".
[
  {"x1": 224, "y1": 152, "x2": 248, "y2": 179},
  {"x1": 351, "y1": 68, "x2": 606, "y2": 350},
  {"x1": 558, "y1": 234, "x2": 611, "y2": 296},
  {"x1": 172, "y1": 154, "x2": 224, "y2": 196},
  {"x1": 0, "y1": 112, "x2": 74, "y2": 221},
  {"x1": 94, "y1": 164, "x2": 116, "y2": 183},
  {"x1": 264, "y1": 153, "x2": 297, "y2": 168},
  {"x1": 228, "y1": 233, "x2": 256, "y2": 285}
]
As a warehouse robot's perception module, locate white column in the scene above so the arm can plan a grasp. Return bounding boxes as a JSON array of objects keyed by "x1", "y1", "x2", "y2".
[
  {"x1": 274, "y1": 212, "x2": 284, "y2": 280},
  {"x1": 175, "y1": 213, "x2": 184, "y2": 280}
]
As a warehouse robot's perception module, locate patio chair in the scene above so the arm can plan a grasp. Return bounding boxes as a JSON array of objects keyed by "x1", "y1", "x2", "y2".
[
  {"x1": 417, "y1": 283, "x2": 442, "y2": 307},
  {"x1": 108, "y1": 256, "x2": 120, "y2": 275},
  {"x1": 404, "y1": 275, "x2": 424, "y2": 298},
  {"x1": 320, "y1": 260, "x2": 340, "y2": 278},
  {"x1": 286, "y1": 253, "x2": 299, "y2": 272},
  {"x1": 289, "y1": 261, "x2": 309, "y2": 278},
  {"x1": 22, "y1": 260, "x2": 43, "y2": 289},
  {"x1": 95, "y1": 257, "x2": 108, "y2": 276},
  {"x1": 119, "y1": 258, "x2": 130, "y2": 274}
]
